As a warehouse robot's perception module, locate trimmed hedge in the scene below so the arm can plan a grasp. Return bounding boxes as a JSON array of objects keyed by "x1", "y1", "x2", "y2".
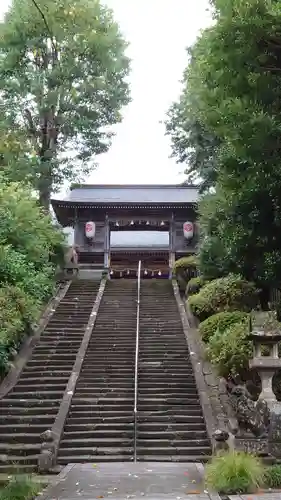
[
  {"x1": 186, "y1": 276, "x2": 205, "y2": 296},
  {"x1": 206, "y1": 320, "x2": 252, "y2": 378},
  {"x1": 173, "y1": 255, "x2": 198, "y2": 293},
  {"x1": 199, "y1": 311, "x2": 248, "y2": 343},
  {"x1": 173, "y1": 255, "x2": 198, "y2": 273},
  {"x1": 188, "y1": 274, "x2": 258, "y2": 321}
]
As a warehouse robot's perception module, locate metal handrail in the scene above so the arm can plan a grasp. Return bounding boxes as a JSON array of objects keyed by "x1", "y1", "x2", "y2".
[{"x1": 134, "y1": 260, "x2": 141, "y2": 462}]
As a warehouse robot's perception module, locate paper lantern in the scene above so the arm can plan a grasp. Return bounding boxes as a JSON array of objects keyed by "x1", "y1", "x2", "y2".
[
  {"x1": 85, "y1": 221, "x2": 95, "y2": 239},
  {"x1": 183, "y1": 221, "x2": 194, "y2": 240}
]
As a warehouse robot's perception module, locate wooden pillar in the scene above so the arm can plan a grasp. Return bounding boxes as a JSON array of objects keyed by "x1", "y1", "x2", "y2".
[
  {"x1": 73, "y1": 207, "x2": 78, "y2": 247},
  {"x1": 169, "y1": 212, "x2": 175, "y2": 278},
  {"x1": 104, "y1": 214, "x2": 110, "y2": 270}
]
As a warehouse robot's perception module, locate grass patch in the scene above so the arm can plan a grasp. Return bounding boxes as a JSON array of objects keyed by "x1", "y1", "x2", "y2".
[
  {"x1": 0, "y1": 475, "x2": 42, "y2": 500},
  {"x1": 264, "y1": 464, "x2": 281, "y2": 489},
  {"x1": 205, "y1": 450, "x2": 264, "y2": 494}
]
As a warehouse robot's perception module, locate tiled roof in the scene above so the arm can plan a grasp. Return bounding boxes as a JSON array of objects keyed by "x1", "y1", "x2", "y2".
[{"x1": 62, "y1": 184, "x2": 199, "y2": 205}]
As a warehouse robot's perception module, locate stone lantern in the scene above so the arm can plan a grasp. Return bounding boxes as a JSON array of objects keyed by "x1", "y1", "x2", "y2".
[
  {"x1": 249, "y1": 313, "x2": 281, "y2": 457},
  {"x1": 249, "y1": 320, "x2": 281, "y2": 406}
]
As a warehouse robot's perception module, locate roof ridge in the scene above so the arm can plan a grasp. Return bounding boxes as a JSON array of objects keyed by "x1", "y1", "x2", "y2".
[{"x1": 70, "y1": 183, "x2": 198, "y2": 190}]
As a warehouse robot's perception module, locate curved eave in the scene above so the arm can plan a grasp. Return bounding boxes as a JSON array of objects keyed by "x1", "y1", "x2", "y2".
[{"x1": 51, "y1": 199, "x2": 197, "y2": 226}]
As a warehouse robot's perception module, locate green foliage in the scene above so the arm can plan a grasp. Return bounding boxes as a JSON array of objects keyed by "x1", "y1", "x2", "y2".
[
  {"x1": 186, "y1": 276, "x2": 205, "y2": 296},
  {"x1": 165, "y1": 95, "x2": 220, "y2": 192},
  {"x1": 0, "y1": 475, "x2": 42, "y2": 500},
  {"x1": 174, "y1": 255, "x2": 198, "y2": 293},
  {"x1": 205, "y1": 450, "x2": 264, "y2": 494},
  {"x1": 206, "y1": 320, "x2": 252, "y2": 378},
  {"x1": 166, "y1": 0, "x2": 281, "y2": 290},
  {"x1": 0, "y1": 181, "x2": 65, "y2": 378},
  {"x1": 0, "y1": 0, "x2": 130, "y2": 207},
  {"x1": 188, "y1": 274, "x2": 258, "y2": 321},
  {"x1": 264, "y1": 464, "x2": 281, "y2": 489},
  {"x1": 0, "y1": 122, "x2": 36, "y2": 186},
  {"x1": 0, "y1": 181, "x2": 64, "y2": 269},
  {"x1": 173, "y1": 255, "x2": 198, "y2": 273},
  {"x1": 199, "y1": 311, "x2": 248, "y2": 343}
]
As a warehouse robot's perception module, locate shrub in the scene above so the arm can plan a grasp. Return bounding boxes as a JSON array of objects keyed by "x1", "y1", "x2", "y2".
[
  {"x1": 188, "y1": 273, "x2": 258, "y2": 321},
  {"x1": 199, "y1": 311, "x2": 248, "y2": 343},
  {"x1": 206, "y1": 320, "x2": 252, "y2": 378},
  {"x1": 0, "y1": 181, "x2": 65, "y2": 271},
  {"x1": 0, "y1": 285, "x2": 39, "y2": 378},
  {"x1": 264, "y1": 464, "x2": 281, "y2": 489},
  {"x1": 186, "y1": 276, "x2": 205, "y2": 296},
  {"x1": 0, "y1": 246, "x2": 55, "y2": 303},
  {"x1": 205, "y1": 450, "x2": 264, "y2": 494},
  {"x1": 173, "y1": 255, "x2": 198, "y2": 292},
  {"x1": 173, "y1": 255, "x2": 198, "y2": 274},
  {"x1": 0, "y1": 181, "x2": 65, "y2": 381},
  {"x1": 0, "y1": 475, "x2": 42, "y2": 500}
]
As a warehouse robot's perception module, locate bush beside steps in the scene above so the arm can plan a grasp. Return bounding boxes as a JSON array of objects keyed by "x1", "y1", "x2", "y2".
[
  {"x1": 0, "y1": 475, "x2": 42, "y2": 500},
  {"x1": 188, "y1": 273, "x2": 258, "y2": 321},
  {"x1": 199, "y1": 311, "x2": 248, "y2": 343},
  {"x1": 205, "y1": 450, "x2": 281, "y2": 495}
]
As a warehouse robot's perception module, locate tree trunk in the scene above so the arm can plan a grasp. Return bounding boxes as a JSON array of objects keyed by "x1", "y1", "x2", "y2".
[
  {"x1": 38, "y1": 158, "x2": 52, "y2": 212},
  {"x1": 259, "y1": 286, "x2": 270, "y2": 311},
  {"x1": 39, "y1": 187, "x2": 51, "y2": 212}
]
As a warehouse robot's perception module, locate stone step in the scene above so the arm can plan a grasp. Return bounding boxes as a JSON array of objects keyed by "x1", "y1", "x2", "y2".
[
  {"x1": 0, "y1": 399, "x2": 61, "y2": 407},
  {"x1": 60, "y1": 437, "x2": 134, "y2": 447},
  {"x1": 74, "y1": 389, "x2": 134, "y2": 397},
  {"x1": 17, "y1": 376, "x2": 69, "y2": 383},
  {"x1": 0, "y1": 442, "x2": 42, "y2": 454},
  {"x1": 136, "y1": 446, "x2": 211, "y2": 456},
  {"x1": 58, "y1": 454, "x2": 133, "y2": 464},
  {"x1": 59, "y1": 446, "x2": 134, "y2": 457},
  {"x1": 0, "y1": 279, "x2": 101, "y2": 472},
  {"x1": 67, "y1": 414, "x2": 134, "y2": 423},
  {"x1": 58, "y1": 280, "x2": 138, "y2": 464},
  {"x1": 62, "y1": 429, "x2": 207, "y2": 440},
  {"x1": 12, "y1": 384, "x2": 67, "y2": 392},
  {"x1": 0, "y1": 414, "x2": 55, "y2": 423},
  {"x1": 7, "y1": 391, "x2": 65, "y2": 399},
  {"x1": 64, "y1": 423, "x2": 134, "y2": 432},
  {"x1": 136, "y1": 455, "x2": 210, "y2": 463}
]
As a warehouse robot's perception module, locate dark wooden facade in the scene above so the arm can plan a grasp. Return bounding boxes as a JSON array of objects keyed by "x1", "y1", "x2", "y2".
[{"x1": 51, "y1": 184, "x2": 199, "y2": 275}]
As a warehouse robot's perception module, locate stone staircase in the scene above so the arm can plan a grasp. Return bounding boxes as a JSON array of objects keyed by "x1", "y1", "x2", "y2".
[
  {"x1": 57, "y1": 280, "x2": 137, "y2": 464},
  {"x1": 0, "y1": 280, "x2": 100, "y2": 473},
  {"x1": 137, "y1": 280, "x2": 212, "y2": 461}
]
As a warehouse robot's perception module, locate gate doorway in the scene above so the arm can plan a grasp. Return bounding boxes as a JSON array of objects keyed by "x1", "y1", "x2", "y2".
[{"x1": 110, "y1": 251, "x2": 170, "y2": 278}]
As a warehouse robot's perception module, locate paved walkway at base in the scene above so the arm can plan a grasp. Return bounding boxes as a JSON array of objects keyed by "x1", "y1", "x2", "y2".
[
  {"x1": 37, "y1": 462, "x2": 220, "y2": 500},
  {"x1": 37, "y1": 463, "x2": 280, "y2": 500},
  {"x1": 230, "y1": 495, "x2": 281, "y2": 500}
]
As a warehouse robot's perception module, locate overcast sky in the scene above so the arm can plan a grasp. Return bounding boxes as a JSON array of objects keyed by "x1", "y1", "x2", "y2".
[
  {"x1": 95, "y1": 0, "x2": 212, "y2": 185},
  {"x1": 1, "y1": 0, "x2": 212, "y2": 187}
]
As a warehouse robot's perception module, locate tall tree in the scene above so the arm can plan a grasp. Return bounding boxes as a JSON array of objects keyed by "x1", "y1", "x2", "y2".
[
  {"x1": 165, "y1": 51, "x2": 220, "y2": 192},
  {"x1": 169, "y1": 0, "x2": 281, "y2": 296},
  {"x1": 0, "y1": 121, "x2": 36, "y2": 184},
  {"x1": 0, "y1": 0, "x2": 130, "y2": 208}
]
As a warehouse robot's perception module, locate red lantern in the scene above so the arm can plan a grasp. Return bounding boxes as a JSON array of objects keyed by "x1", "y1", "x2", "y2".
[
  {"x1": 183, "y1": 221, "x2": 194, "y2": 240},
  {"x1": 85, "y1": 221, "x2": 95, "y2": 239}
]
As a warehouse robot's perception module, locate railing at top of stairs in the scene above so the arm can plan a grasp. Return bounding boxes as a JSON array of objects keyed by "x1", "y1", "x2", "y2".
[{"x1": 134, "y1": 260, "x2": 141, "y2": 462}]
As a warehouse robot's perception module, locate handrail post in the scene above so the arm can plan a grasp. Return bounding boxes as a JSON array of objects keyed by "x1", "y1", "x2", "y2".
[{"x1": 134, "y1": 260, "x2": 141, "y2": 462}]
